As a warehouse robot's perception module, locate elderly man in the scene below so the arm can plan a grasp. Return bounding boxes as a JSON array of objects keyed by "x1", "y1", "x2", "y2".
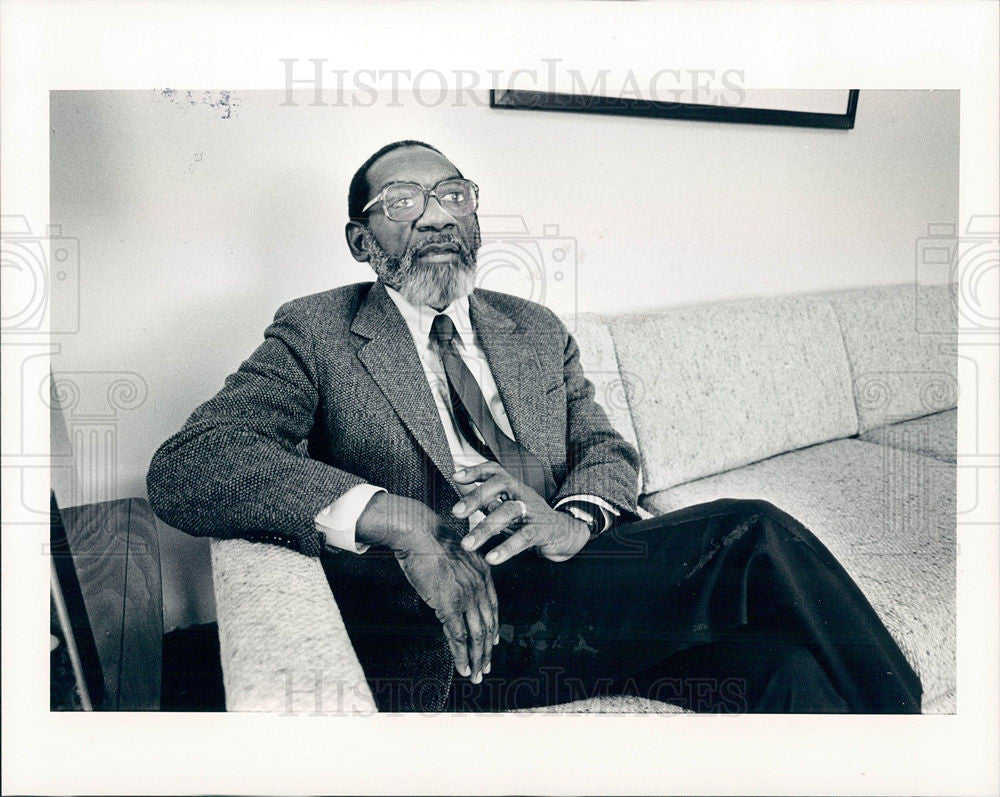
[{"x1": 147, "y1": 140, "x2": 921, "y2": 714}]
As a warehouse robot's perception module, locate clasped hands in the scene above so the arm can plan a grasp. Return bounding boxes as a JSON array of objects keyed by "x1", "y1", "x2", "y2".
[
  {"x1": 451, "y1": 461, "x2": 592, "y2": 565},
  {"x1": 356, "y1": 462, "x2": 591, "y2": 685}
]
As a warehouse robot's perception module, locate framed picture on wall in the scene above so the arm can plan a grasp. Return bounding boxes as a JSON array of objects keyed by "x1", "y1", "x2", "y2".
[{"x1": 490, "y1": 88, "x2": 860, "y2": 129}]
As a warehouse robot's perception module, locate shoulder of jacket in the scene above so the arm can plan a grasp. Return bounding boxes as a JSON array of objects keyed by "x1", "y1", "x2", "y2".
[
  {"x1": 472, "y1": 288, "x2": 566, "y2": 332},
  {"x1": 274, "y1": 282, "x2": 373, "y2": 327}
]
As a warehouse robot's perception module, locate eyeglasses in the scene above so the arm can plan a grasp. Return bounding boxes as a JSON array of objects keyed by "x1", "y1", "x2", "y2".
[{"x1": 362, "y1": 178, "x2": 479, "y2": 223}]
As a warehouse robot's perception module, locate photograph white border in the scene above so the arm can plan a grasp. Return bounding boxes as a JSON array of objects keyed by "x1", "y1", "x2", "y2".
[{"x1": 2, "y1": 1, "x2": 997, "y2": 794}]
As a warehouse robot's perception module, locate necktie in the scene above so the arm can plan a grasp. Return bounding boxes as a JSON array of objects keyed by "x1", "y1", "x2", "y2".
[{"x1": 430, "y1": 313, "x2": 556, "y2": 501}]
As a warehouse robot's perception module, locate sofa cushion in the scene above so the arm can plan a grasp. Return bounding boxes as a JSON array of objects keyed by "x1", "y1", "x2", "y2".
[
  {"x1": 641, "y1": 438, "x2": 955, "y2": 713},
  {"x1": 827, "y1": 284, "x2": 957, "y2": 433},
  {"x1": 566, "y1": 313, "x2": 645, "y2": 493},
  {"x1": 859, "y1": 409, "x2": 957, "y2": 463},
  {"x1": 525, "y1": 695, "x2": 687, "y2": 713},
  {"x1": 609, "y1": 296, "x2": 858, "y2": 494}
]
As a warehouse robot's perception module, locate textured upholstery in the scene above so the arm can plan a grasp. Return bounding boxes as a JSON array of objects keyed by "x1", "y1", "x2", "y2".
[
  {"x1": 610, "y1": 296, "x2": 858, "y2": 494},
  {"x1": 564, "y1": 313, "x2": 645, "y2": 493},
  {"x1": 859, "y1": 408, "x2": 957, "y2": 463},
  {"x1": 642, "y1": 439, "x2": 956, "y2": 712},
  {"x1": 922, "y1": 689, "x2": 956, "y2": 715},
  {"x1": 828, "y1": 284, "x2": 957, "y2": 433},
  {"x1": 524, "y1": 695, "x2": 686, "y2": 713},
  {"x1": 210, "y1": 537, "x2": 376, "y2": 713}
]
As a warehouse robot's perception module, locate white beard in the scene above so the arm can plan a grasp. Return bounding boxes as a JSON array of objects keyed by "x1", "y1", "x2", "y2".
[{"x1": 361, "y1": 225, "x2": 480, "y2": 310}]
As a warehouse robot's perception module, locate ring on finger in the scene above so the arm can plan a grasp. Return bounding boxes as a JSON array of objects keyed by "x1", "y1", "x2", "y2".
[
  {"x1": 512, "y1": 499, "x2": 528, "y2": 521},
  {"x1": 496, "y1": 491, "x2": 510, "y2": 504}
]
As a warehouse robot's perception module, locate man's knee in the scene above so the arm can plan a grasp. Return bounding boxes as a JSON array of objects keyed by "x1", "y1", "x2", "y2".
[
  {"x1": 715, "y1": 498, "x2": 785, "y2": 522},
  {"x1": 747, "y1": 498, "x2": 784, "y2": 518},
  {"x1": 732, "y1": 499, "x2": 815, "y2": 548}
]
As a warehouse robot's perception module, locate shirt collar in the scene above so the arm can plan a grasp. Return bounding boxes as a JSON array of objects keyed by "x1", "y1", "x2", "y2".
[{"x1": 383, "y1": 283, "x2": 474, "y2": 344}]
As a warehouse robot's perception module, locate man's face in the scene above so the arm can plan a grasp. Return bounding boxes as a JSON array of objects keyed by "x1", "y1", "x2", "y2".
[{"x1": 347, "y1": 146, "x2": 481, "y2": 309}]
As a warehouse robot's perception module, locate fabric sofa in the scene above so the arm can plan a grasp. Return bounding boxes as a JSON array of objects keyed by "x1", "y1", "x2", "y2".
[{"x1": 209, "y1": 283, "x2": 957, "y2": 714}]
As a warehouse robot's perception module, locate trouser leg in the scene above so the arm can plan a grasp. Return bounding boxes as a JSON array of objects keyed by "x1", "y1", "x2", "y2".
[
  {"x1": 617, "y1": 624, "x2": 850, "y2": 713},
  {"x1": 454, "y1": 498, "x2": 921, "y2": 713}
]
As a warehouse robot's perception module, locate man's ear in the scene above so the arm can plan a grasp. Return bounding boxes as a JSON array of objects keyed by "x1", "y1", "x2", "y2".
[{"x1": 345, "y1": 221, "x2": 370, "y2": 262}]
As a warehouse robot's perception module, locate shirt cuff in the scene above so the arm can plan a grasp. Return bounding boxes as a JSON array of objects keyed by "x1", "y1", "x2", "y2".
[
  {"x1": 554, "y1": 494, "x2": 618, "y2": 535},
  {"x1": 315, "y1": 484, "x2": 386, "y2": 554}
]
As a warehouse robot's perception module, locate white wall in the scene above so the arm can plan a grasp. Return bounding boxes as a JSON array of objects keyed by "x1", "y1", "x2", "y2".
[{"x1": 49, "y1": 89, "x2": 958, "y2": 630}]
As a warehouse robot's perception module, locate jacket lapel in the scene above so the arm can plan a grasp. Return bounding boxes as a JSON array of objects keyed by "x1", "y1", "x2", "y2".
[
  {"x1": 468, "y1": 291, "x2": 552, "y2": 468},
  {"x1": 352, "y1": 281, "x2": 460, "y2": 497}
]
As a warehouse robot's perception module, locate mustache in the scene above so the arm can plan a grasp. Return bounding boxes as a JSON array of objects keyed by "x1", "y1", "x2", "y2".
[{"x1": 409, "y1": 232, "x2": 474, "y2": 265}]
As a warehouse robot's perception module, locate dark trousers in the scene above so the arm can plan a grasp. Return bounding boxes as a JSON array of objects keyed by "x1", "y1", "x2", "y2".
[{"x1": 321, "y1": 498, "x2": 922, "y2": 714}]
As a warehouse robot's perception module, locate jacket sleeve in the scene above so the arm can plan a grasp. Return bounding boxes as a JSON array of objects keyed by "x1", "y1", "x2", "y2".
[
  {"x1": 146, "y1": 303, "x2": 366, "y2": 557},
  {"x1": 549, "y1": 315, "x2": 641, "y2": 524}
]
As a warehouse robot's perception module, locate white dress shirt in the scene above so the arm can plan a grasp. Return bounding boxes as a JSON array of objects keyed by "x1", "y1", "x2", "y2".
[{"x1": 316, "y1": 286, "x2": 616, "y2": 553}]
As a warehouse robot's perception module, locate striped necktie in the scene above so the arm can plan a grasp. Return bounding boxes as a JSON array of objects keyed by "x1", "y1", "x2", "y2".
[{"x1": 430, "y1": 313, "x2": 556, "y2": 501}]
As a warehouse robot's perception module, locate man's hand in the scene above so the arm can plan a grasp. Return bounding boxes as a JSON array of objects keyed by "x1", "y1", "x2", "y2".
[
  {"x1": 452, "y1": 462, "x2": 592, "y2": 565},
  {"x1": 356, "y1": 492, "x2": 498, "y2": 682}
]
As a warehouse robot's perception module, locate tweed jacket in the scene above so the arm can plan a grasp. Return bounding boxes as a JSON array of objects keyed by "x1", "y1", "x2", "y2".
[{"x1": 146, "y1": 280, "x2": 641, "y2": 556}]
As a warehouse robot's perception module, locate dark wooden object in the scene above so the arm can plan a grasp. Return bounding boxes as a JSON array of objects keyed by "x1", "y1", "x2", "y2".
[
  {"x1": 58, "y1": 498, "x2": 163, "y2": 710},
  {"x1": 51, "y1": 494, "x2": 104, "y2": 709}
]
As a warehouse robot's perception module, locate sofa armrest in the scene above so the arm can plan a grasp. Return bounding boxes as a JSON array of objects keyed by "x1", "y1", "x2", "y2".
[{"x1": 209, "y1": 538, "x2": 376, "y2": 713}]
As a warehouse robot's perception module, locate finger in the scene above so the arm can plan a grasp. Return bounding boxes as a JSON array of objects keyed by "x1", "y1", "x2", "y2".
[
  {"x1": 452, "y1": 474, "x2": 517, "y2": 519},
  {"x1": 441, "y1": 613, "x2": 471, "y2": 678},
  {"x1": 485, "y1": 524, "x2": 539, "y2": 566},
  {"x1": 484, "y1": 496, "x2": 506, "y2": 514},
  {"x1": 458, "y1": 556, "x2": 498, "y2": 650},
  {"x1": 464, "y1": 605, "x2": 486, "y2": 683},
  {"x1": 462, "y1": 499, "x2": 527, "y2": 551},
  {"x1": 476, "y1": 561, "x2": 501, "y2": 645},
  {"x1": 452, "y1": 461, "x2": 507, "y2": 485},
  {"x1": 478, "y1": 587, "x2": 496, "y2": 673},
  {"x1": 484, "y1": 568, "x2": 499, "y2": 621}
]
